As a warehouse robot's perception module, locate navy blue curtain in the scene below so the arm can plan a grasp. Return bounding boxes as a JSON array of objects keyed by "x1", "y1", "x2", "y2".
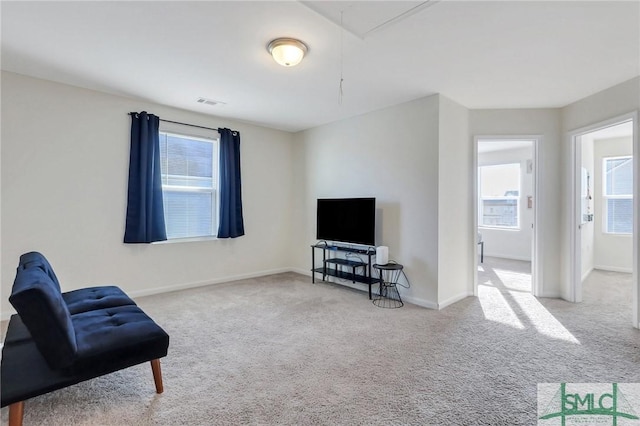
[
  {"x1": 217, "y1": 128, "x2": 245, "y2": 238},
  {"x1": 124, "y1": 112, "x2": 167, "y2": 243}
]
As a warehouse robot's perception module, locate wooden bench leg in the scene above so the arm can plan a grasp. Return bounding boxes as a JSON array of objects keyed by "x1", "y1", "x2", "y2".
[
  {"x1": 150, "y1": 359, "x2": 164, "y2": 394},
  {"x1": 9, "y1": 401, "x2": 24, "y2": 426}
]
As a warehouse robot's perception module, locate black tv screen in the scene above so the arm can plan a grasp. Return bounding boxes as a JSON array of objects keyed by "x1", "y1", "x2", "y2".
[{"x1": 316, "y1": 198, "x2": 376, "y2": 246}]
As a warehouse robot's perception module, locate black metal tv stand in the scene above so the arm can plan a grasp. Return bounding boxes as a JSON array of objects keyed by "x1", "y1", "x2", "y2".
[{"x1": 311, "y1": 242, "x2": 381, "y2": 299}]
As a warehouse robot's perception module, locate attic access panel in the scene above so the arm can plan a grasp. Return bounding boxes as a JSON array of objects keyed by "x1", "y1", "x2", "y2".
[{"x1": 300, "y1": 1, "x2": 439, "y2": 38}]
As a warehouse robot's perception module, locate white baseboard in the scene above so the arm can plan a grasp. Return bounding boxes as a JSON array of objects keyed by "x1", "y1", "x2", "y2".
[
  {"x1": 0, "y1": 267, "x2": 480, "y2": 321},
  {"x1": 127, "y1": 267, "x2": 293, "y2": 300},
  {"x1": 538, "y1": 292, "x2": 561, "y2": 298},
  {"x1": 301, "y1": 273, "x2": 502, "y2": 311},
  {"x1": 0, "y1": 268, "x2": 295, "y2": 321},
  {"x1": 290, "y1": 267, "x2": 311, "y2": 277},
  {"x1": 484, "y1": 253, "x2": 531, "y2": 262},
  {"x1": 308, "y1": 272, "x2": 438, "y2": 309},
  {"x1": 437, "y1": 292, "x2": 473, "y2": 310},
  {"x1": 402, "y1": 295, "x2": 438, "y2": 310},
  {"x1": 581, "y1": 267, "x2": 594, "y2": 282},
  {"x1": 593, "y1": 265, "x2": 633, "y2": 274}
]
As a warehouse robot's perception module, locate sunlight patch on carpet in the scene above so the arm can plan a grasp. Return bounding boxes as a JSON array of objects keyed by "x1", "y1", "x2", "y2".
[
  {"x1": 478, "y1": 285, "x2": 525, "y2": 330},
  {"x1": 492, "y1": 267, "x2": 531, "y2": 292},
  {"x1": 509, "y1": 291, "x2": 580, "y2": 344}
]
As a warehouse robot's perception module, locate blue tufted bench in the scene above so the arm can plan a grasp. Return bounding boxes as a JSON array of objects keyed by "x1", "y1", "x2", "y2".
[{"x1": 1, "y1": 253, "x2": 170, "y2": 426}]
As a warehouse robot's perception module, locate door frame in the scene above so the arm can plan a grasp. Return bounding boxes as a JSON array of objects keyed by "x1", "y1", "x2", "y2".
[
  {"x1": 568, "y1": 111, "x2": 638, "y2": 328},
  {"x1": 473, "y1": 135, "x2": 542, "y2": 297}
]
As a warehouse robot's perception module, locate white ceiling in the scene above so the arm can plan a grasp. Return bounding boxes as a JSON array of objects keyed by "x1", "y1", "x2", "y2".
[{"x1": 2, "y1": 1, "x2": 638, "y2": 133}]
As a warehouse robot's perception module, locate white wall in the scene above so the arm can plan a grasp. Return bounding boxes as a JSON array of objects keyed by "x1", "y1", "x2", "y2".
[
  {"x1": 1, "y1": 71, "x2": 295, "y2": 318},
  {"x1": 470, "y1": 109, "x2": 563, "y2": 297},
  {"x1": 291, "y1": 94, "x2": 474, "y2": 309},
  {"x1": 593, "y1": 136, "x2": 633, "y2": 272},
  {"x1": 292, "y1": 96, "x2": 441, "y2": 307},
  {"x1": 437, "y1": 96, "x2": 473, "y2": 307},
  {"x1": 4, "y1": 70, "x2": 637, "y2": 322},
  {"x1": 478, "y1": 146, "x2": 533, "y2": 261}
]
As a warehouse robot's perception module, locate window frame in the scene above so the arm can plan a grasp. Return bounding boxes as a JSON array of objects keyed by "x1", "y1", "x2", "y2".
[
  {"x1": 158, "y1": 130, "x2": 220, "y2": 241},
  {"x1": 478, "y1": 162, "x2": 521, "y2": 230},
  {"x1": 602, "y1": 155, "x2": 633, "y2": 235}
]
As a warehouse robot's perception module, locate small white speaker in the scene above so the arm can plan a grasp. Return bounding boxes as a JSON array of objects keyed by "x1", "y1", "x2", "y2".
[{"x1": 376, "y1": 246, "x2": 389, "y2": 265}]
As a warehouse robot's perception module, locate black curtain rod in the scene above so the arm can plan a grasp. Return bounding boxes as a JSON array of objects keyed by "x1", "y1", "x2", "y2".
[
  {"x1": 128, "y1": 112, "x2": 219, "y2": 132},
  {"x1": 160, "y1": 118, "x2": 220, "y2": 132}
]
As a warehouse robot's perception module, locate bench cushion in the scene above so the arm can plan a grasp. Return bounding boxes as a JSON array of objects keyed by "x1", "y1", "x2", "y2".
[
  {"x1": 63, "y1": 286, "x2": 137, "y2": 314},
  {"x1": 9, "y1": 267, "x2": 78, "y2": 369},
  {"x1": 69, "y1": 305, "x2": 170, "y2": 375}
]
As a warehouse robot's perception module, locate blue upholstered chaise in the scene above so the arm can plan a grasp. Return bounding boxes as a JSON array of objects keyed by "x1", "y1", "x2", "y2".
[{"x1": 1, "y1": 252, "x2": 170, "y2": 426}]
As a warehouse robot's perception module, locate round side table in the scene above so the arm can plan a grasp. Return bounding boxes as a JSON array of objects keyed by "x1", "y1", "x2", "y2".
[{"x1": 372, "y1": 263, "x2": 404, "y2": 308}]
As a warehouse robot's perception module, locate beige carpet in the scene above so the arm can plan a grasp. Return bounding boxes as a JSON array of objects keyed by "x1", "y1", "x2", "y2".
[{"x1": 2, "y1": 266, "x2": 639, "y2": 425}]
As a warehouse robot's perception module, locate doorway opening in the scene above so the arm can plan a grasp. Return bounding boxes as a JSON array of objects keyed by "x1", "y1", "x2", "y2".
[
  {"x1": 570, "y1": 114, "x2": 637, "y2": 327},
  {"x1": 474, "y1": 137, "x2": 540, "y2": 297}
]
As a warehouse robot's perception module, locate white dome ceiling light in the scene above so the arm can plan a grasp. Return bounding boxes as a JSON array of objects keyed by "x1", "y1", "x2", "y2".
[{"x1": 267, "y1": 38, "x2": 308, "y2": 67}]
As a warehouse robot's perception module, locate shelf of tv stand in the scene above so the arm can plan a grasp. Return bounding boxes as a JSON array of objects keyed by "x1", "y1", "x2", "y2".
[
  {"x1": 310, "y1": 243, "x2": 381, "y2": 300},
  {"x1": 316, "y1": 244, "x2": 373, "y2": 255},
  {"x1": 324, "y1": 258, "x2": 366, "y2": 269},
  {"x1": 312, "y1": 267, "x2": 380, "y2": 284}
]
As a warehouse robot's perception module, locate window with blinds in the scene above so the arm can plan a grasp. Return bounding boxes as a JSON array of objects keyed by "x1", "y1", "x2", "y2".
[
  {"x1": 603, "y1": 156, "x2": 633, "y2": 234},
  {"x1": 159, "y1": 132, "x2": 218, "y2": 239}
]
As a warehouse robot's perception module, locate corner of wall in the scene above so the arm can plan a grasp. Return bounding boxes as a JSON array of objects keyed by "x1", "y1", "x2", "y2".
[{"x1": 436, "y1": 95, "x2": 473, "y2": 305}]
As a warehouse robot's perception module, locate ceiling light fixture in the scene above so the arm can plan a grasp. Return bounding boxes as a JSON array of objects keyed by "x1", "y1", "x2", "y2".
[{"x1": 267, "y1": 38, "x2": 308, "y2": 67}]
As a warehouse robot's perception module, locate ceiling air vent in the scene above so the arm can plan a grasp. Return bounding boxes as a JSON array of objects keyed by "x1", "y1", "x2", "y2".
[{"x1": 196, "y1": 97, "x2": 225, "y2": 107}]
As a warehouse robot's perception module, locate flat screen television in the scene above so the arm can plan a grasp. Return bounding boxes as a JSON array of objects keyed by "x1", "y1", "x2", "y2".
[{"x1": 316, "y1": 198, "x2": 376, "y2": 246}]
